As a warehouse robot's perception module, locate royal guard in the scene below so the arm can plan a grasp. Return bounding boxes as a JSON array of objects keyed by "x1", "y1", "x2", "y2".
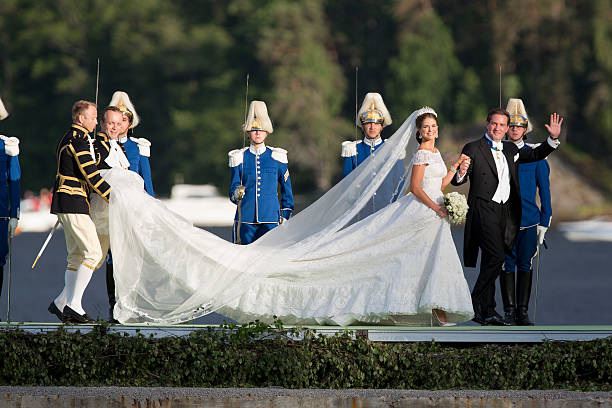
[
  {"x1": 0, "y1": 95, "x2": 20, "y2": 310},
  {"x1": 229, "y1": 100, "x2": 294, "y2": 244},
  {"x1": 341, "y1": 92, "x2": 392, "y2": 178},
  {"x1": 501, "y1": 98, "x2": 552, "y2": 325},
  {"x1": 49, "y1": 100, "x2": 110, "y2": 323},
  {"x1": 109, "y1": 91, "x2": 154, "y2": 196},
  {"x1": 341, "y1": 92, "x2": 404, "y2": 218}
]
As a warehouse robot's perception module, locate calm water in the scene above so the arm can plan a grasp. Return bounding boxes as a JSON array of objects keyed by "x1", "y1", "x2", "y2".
[{"x1": 2, "y1": 227, "x2": 611, "y2": 325}]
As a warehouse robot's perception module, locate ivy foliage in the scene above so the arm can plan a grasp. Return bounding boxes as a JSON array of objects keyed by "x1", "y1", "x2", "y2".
[{"x1": 0, "y1": 321, "x2": 610, "y2": 390}]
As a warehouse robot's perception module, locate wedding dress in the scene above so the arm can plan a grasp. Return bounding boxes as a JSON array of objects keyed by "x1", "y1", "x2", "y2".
[{"x1": 106, "y1": 108, "x2": 474, "y2": 325}]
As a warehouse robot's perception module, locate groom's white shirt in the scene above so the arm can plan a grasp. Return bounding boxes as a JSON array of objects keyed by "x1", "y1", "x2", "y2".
[
  {"x1": 485, "y1": 134, "x2": 511, "y2": 204},
  {"x1": 105, "y1": 139, "x2": 130, "y2": 169},
  {"x1": 454, "y1": 134, "x2": 511, "y2": 203}
]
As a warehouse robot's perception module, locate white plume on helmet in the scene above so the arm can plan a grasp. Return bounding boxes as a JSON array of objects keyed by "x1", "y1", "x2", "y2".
[
  {"x1": 0, "y1": 95, "x2": 8, "y2": 121},
  {"x1": 109, "y1": 91, "x2": 140, "y2": 128},
  {"x1": 356, "y1": 92, "x2": 392, "y2": 129},
  {"x1": 506, "y1": 98, "x2": 533, "y2": 134},
  {"x1": 243, "y1": 100, "x2": 273, "y2": 134}
]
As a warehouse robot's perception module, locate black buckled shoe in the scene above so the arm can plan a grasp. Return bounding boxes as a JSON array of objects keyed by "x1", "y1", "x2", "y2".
[
  {"x1": 62, "y1": 306, "x2": 94, "y2": 324},
  {"x1": 472, "y1": 314, "x2": 486, "y2": 325},
  {"x1": 48, "y1": 302, "x2": 68, "y2": 323},
  {"x1": 484, "y1": 312, "x2": 510, "y2": 326}
]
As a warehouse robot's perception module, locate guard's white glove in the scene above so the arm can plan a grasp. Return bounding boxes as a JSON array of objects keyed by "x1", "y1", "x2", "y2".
[
  {"x1": 537, "y1": 225, "x2": 548, "y2": 245},
  {"x1": 279, "y1": 217, "x2": 287, "y2": 225},
  {"x1": 232, "y1": 185, "x2": 246, "y2": 202},
  {"x1": 8, "y1": 218, "x2": 18, "y2": 237}
]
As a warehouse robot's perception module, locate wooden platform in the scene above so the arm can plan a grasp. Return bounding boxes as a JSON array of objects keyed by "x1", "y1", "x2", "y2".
[{"x1": 1, "y1": 322, "x2": 611, "y2": 343}]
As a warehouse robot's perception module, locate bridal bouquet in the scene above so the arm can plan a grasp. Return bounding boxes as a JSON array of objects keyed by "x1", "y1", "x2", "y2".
[{"x1": 444, "y1": 192, "x2": 468, "y2": 224}]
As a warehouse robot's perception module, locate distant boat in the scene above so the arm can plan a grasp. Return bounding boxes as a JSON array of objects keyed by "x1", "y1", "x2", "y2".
[
  {"x1": 558, "y1": 218, "x2": 612, "y2": 242},
  {"x1": 161, "y1": 184, "x2": 235, "y2": 227}
]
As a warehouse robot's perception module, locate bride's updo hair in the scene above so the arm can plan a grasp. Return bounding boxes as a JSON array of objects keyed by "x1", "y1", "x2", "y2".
[{"x1": 415, "y1": 112, "x2": 438, "y2": 144}]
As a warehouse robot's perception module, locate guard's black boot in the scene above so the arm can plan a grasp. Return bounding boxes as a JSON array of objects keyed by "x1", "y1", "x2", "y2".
[
  {"x1": 499, "y1": 271, "x2": 516, "y2": 325},
  {"x1": 516, "y1": 269, "x2": 534, "y2": 326}
]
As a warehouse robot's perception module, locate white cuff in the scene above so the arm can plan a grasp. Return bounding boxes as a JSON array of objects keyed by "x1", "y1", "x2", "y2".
[{"x1": 547, "y1": 137, "x2": 560, "y2": 148}]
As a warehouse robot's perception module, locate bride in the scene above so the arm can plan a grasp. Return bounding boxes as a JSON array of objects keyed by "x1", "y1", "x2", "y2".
[{"x1": 104, "y1": 107, "x2": 473, "y2": 326}]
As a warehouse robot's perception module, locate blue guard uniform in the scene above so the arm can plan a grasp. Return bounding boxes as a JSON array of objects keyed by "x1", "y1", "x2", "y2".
[
  {"x1": 229, "y1": 145, "x2": 294, "y2": 244},
  {"x1": 0, "y1": 98, "x2": 20, "y2": 298},
  {"x1": 119, "y1": 135, "x2": 154, "y2": 196},
  {"x1": 229, "y1": 100, "x2": 294, "y2": 245},
  {"x1": 0, "y1": 137, "x2": 20, "y2": 292},
  {"x1": 341, "y1": 137, "x2": 384, "y2": 178},
  {"x1": 341, "y1": 92, "x2": 405, "y2": 216},
  {"x1": 500, "y1": 98, "x2": 552, "y2": 326},
  {"x1": 502, "y1": 140, "x2": 551, "y2": 317},
  {"x1": 110, "y1": 90, "x2": 154, "y2": 197},
  {"x1": 504, "y1": 141, "x2": 552, "y2": 273}
]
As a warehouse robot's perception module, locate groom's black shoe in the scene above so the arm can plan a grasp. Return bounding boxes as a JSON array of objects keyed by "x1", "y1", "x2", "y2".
[
  {"x1": 472, "y1": 314, "x2": 486, "y2": 325},
  {"x1": 63, "y1": 306, "x2": 94, "y2": 324},
  {"x1": 484, "y1": 312, "x2": 510, "y2": 326},
  {"x1": 48, "y1": 302, "x2": 68, "y2": 323}
]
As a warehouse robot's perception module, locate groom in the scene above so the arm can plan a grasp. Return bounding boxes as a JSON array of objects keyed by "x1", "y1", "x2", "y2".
[{"x1": 452, "y1": 107, "x2": 562, "y2": 325}]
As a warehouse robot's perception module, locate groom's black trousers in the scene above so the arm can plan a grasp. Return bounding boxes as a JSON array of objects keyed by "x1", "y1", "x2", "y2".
[{"x1": 471, "y1": 198, "x2": 508, "y2": 317}]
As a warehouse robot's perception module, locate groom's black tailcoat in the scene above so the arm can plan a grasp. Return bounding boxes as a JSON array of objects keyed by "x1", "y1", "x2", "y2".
[{"x1": 451, "y1": 136, "x2": 555, "y2": 317}]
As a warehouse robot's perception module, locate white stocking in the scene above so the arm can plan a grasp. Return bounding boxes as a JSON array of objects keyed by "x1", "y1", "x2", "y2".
[
  {"x1": 66, "y1": 264, "x2": 94, "y2": 315},
  {"x1": 54, "y1": 269, "x2": 75, "y2": 311}
]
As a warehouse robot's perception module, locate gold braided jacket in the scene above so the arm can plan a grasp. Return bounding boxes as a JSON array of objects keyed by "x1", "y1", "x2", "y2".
[{"x1": 50, "y1": 124, "x2": 111, "y2": 215}]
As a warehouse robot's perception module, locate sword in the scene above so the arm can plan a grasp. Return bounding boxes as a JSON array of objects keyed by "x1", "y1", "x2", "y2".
[
  {"x1": 235, "y1": 74, "x2": 249, "y2": 244},
  {"x1": 235, "y1": 198, "x2": 243, "y2": 245},
  {"x1": 533, "y1": 239, "x2": 547, "y2": 325},
  {"x1": 6, "y1": 231, "x2": 11, "y2": 322},
  {"x1": 31, "y1": 219, "x2": 60, "y2": 269}
]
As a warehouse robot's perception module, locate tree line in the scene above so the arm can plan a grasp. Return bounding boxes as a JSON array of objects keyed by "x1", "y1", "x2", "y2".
[{"x1": 0, "y1": 0, "x2": 610, "y2": 196}]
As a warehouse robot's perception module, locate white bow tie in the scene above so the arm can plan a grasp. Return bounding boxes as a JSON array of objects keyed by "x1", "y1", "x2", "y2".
[{"x1": 492, "y1": 141, "x2": 503, "y2": 151}]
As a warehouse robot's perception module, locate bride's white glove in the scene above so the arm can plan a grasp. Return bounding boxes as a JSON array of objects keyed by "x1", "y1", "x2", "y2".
[
  {"x1": 8, "y1": 218, "x2": 18, "y2": 237},
  {"x1": 537, "y1": 225, "x2": 548, "y2": 245}
]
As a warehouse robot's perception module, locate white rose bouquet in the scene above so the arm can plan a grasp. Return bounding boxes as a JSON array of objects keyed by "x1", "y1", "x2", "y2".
[{"x1": 443, "y1": 192, "x2": 468, "y2": 224}]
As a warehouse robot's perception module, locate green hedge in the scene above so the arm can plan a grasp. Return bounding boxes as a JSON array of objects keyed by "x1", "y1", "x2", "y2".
[{"x1": 1, "y1": 321, "x2": 610, "y2": 390}]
